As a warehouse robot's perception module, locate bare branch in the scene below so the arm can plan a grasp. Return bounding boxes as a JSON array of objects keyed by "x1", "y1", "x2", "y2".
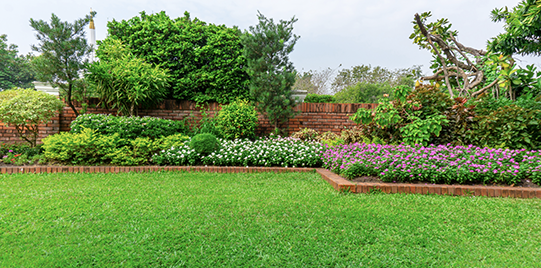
[{"x1": 471, "y1": 79, "x2": 498, "y2": 98}]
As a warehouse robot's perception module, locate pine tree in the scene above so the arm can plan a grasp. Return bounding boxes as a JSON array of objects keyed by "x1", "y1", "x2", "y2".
[
  {"x1": 30, "y1": 12, "x2": 95, "y2": 116},
  {"x1": 242, "y1": 12, "x2": 300, "y2": 135}
]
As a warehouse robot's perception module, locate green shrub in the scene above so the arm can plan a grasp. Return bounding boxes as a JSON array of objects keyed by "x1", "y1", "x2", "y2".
[
  {"x1": 291, "y1": 128, "x2": 320, "y2": 141},
  {"x1": 340, "y1": 127, "x2": 369, "y2": 144},
  {"x1": 0, "y1": 88, "x2": 64, "y2": 147},
  {"x1": 304, "y1": 94, "x2": 336, "y2": 103},
  {"x1": 189, "y1": 133, "x2": 220, "y2": 155},
  {"x1": 70, "y1": 114, "x2": 189, "y2": 140},
  {"x1": 215, "y1": 99, "x2": 258, "y2": 140},
  {"x1": 319, "y1": 131, "x2": 339, "y2": 142},
  {"x1": 334, "y1": 82, "x2": 393, "y2": 103},
  {"x1": 42, "y1": 128, "x2": 127, "y2": 165},
  {"x1": 110, "y1": 137, "x2": 159, "y2": 166},
  {"x1": 407, "y1": 84, "x2": 453, "y2": 119},
  {"x1": 155, "y1": 133, "x2": 190, "y2": 151},
  {"x1": 469, "y1": 105, "x2": 541, "y2": 149},
  {"x1": 42, "y1": 128, "x2": 171, "y2": 165}
]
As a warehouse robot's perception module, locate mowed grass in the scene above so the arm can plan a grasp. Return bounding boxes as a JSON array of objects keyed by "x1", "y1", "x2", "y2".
[{"x1": 1, "y1": 171, "x2": 540, "y2": 267}]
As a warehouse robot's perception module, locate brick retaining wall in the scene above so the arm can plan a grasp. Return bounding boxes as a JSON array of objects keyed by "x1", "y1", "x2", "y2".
[{"x1": 0, "y1": 99, "x2": 377, "y2": 144}]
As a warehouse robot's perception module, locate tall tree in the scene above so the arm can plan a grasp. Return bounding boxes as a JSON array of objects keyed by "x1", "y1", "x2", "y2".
[
  {"x1": 331, "y1": 65, "x2": 422, "y2": 94},
  {"x1": 241, "y1": 12, "x2": 300, "y2": 135},
  {"x1": 411, "y1": 12, "x2": 490, "y2": 98},
  {"x1": 0, "y1": 35, "x2": 35, "y2": 90},
  {"x1": 86, "y1": 38, "x2": 170, "y2": 116},
  {"x1": 107, "y1": 11, "x2": 249, "y2": 103},
  {"x1": 30, "y1": 12, "x2": 95, "y2": 116},
  {"x1": 294, "y1": 65, "x2": 341, "y2": 95},
  {"x1": 489, "y1": 0, "x2": 541, "y2": 56}
]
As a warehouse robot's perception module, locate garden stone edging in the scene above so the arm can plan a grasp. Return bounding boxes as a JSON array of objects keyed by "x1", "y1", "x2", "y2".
[
  {"x1": 317, "y1": 168, "x2": 541, "y2": 199},
  {"x1": 2, "y1": 165, "x2": 540, "y2": 198},
  {"x1": 0, "y1": 165, "x2": 316, "y2": 174}
]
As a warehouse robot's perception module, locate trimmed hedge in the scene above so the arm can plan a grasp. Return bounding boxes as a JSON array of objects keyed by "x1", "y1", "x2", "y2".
[{"x1": 70, "y1": 114, "x2": 189, "y2": 140}]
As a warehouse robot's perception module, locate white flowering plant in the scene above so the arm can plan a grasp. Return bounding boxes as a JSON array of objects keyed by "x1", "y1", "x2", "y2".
[{"x1": 152, "y1": 136, "x2": 324, "y2": 168}]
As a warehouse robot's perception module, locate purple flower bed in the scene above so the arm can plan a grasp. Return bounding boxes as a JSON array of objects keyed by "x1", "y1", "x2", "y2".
[{"x1": 322, "y1": 143, "x2": 541, "y2": 186}]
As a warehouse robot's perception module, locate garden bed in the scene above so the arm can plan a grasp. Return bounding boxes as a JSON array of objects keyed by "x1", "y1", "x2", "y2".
[{"x1": 318, "y1": 169, "x2": 541, "y2": 199}]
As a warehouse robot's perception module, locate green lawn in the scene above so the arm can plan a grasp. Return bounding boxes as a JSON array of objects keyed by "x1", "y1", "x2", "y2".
[{"x1": 1, "y1": 171, "x2": 540, "y2": 267}]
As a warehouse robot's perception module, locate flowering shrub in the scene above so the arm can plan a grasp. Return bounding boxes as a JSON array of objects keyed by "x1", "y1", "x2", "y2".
[
  {"x1": 322, "y1": 143, "x2": 541, "y2": 186},
  {"x1": 0, "y1": 88, "x2": 64, "y2": 147},
  {"x1": 152, "y1": 137, "x2": 323, "y2": 168}
]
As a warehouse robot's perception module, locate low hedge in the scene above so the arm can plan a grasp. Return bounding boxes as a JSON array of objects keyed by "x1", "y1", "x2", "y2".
[{"x1": 70, "y1": 114, "x2": 189, "y2": 140}]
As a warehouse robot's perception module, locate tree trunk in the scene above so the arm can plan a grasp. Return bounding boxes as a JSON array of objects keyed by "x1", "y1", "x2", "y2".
[{"x1": 66, "y1": 82, "x2": 79, "y2": 117}]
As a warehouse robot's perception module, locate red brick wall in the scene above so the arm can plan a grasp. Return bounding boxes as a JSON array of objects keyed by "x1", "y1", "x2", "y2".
[{"x1": 0, "y1": 100, "x2": 377, "y2": 144}]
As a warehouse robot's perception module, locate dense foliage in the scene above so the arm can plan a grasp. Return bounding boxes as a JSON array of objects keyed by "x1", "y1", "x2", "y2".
[
  {"x1": 0, "y1": 88, "x2": 64, "y2": 147},
  {"x1": 334, "y1": 82, "x2": 393, "y2": 104},
  {"x1": 106, "y1": 11, "x2": 249, "y2": 103},
  {"x1": 86, "y1": 38, "x2": 170, "y2": 116},
  {"x1": 189, "y1": 133, "x2": 220, "y2": 155},
  {"x1": 70, "y1": 114, "x2": 189, "y2": 140},
  {"x1": 322, "y1": 143, "x2": 541, "y2": 186},
  {"x1": 42, "y1": 128, "x2": 189, "y2": 166},
  {"x1": 1, "y1": 143, "x2": 44, "y2": 165},
  {"x1": 215, "y1": 99, "x2": 258, "y2": 140},
  {"x1": 0, "y1": 35, "x2": 35, "y2": 90},
  {"x1": 331, "y1": 65, "x2": 422, "y2": 94},
  {"x1": 303, "y1": 94, "x2": 336, "y2": 103},
  {"x1": 153, "y1": 137, "x2": 323, "y2": 168},
  {"x1": 242, "y1": 12, "x2": 300, "y2": 134},
  {"x1": 350, "y1": 84, "x2": 541, "y2": 149},
  {"x1": 489, "y1": 0, "x2": 541, "y2": 56}
]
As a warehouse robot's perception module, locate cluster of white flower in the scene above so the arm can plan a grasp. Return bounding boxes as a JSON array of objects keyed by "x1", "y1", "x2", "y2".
[{"x1": 152, "y1": 137, "x2": 324, "y2": 167}]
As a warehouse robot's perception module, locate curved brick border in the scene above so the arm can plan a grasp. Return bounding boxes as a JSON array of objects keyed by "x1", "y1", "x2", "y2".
[
  {"x1": 0, "y1": 165, "x2": 315, "y2": 175},
  {"x1": 316, "y1": 168, "x2": 541, "y2": 199}
]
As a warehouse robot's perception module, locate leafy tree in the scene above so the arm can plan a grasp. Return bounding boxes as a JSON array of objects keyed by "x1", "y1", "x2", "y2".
[
  {"x1": 106, "y1": 11, "x2": 249, "y2": 103},
  {"x1": 293, "y1": 65, "x2": 341, "y2": 94},
  {"x1": 331, "y1": 65, "x2": 422, "y2": 94},
  {"x1": 86, "y1": 38, "x2": 170, "y2": 116},
  {"x1": 410, "y1": 12, "x2": 491, "y2": 97},
  {"x1": 30, "y1": 12, "x2": 95, "y2": 116},
  {"x1": 0, "y1": 88, "x2": 64, "y2": 147},
  {"x1": 490, "y1": 0, "x2": 541, "y2": 56},
  {"x1": 0, "y1": 35, "x2": 35, "y2": 90},
  {"x1": 334, "y1": 82, "x2": 393, "y2": 103},
  {"x1": 241, "y1": 12, "x2": 300, "y2": 135}
]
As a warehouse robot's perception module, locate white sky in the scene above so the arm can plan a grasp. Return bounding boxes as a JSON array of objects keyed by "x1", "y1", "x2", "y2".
[{"x1": 1, "y1": 0, "x2": 537, "y2": 75}]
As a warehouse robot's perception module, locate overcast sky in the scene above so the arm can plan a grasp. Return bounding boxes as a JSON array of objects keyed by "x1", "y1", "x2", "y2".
[{"x1": 1, "y1": 0, "x2": 536, "y2": 75}]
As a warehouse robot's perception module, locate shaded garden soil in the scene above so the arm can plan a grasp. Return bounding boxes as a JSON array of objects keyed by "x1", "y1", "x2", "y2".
[{"x1": 350, "y1": 175, "x2": 540, "y2": 188}]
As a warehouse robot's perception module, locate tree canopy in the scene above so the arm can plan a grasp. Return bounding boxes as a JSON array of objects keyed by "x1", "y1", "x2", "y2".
[
  {"x1": 106, "y1": 11, "x2": 249, "y2": 103},
  {"x1": 0, "y1": 35, "x2": 35, "y2": 90},
  {"x1": 489, "y1": 0, "x2": 541, "y2": 56},
  {"x1": 86, "y1": 38, "x2": 170, "y2": 116},
  {"x1": 30, "y1": 12, "x2": 95, "y2": 116}
]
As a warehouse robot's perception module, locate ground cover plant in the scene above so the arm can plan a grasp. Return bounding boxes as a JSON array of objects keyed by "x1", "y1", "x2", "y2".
[
  {"x1": 322, "y1": 142, "x2": 541, "y2": 186},
  {"x1": 1, "y1": 171, "x2": 540, "y2": 267},
  {"x1": 0, "y1": 143, "x2": 44, "y2": 165},
  {"x1": 153, "y1": 136, "x2": 323, "y2": 167}
]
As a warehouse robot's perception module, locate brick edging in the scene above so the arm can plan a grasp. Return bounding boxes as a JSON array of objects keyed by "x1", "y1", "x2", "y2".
[
  {"x1": 0, "y1": 165, "x2": 316, "y2": 175},
  {"x1": 316, "y1": 168, "x2": 541, "y2": 199}
]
